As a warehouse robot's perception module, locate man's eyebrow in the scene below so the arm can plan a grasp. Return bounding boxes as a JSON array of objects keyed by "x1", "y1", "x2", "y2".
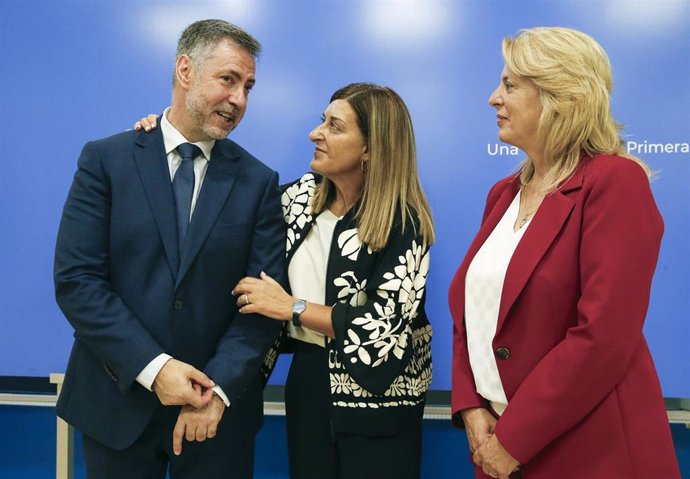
[
  {"x1": 219, "y1": 68, "x2": 241, "y2": 79},
  {"x1": 219, "y1": 68, "x2": 254, "y2": 81}
]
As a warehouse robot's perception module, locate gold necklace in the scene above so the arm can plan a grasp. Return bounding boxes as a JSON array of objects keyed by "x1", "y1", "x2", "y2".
[
  {"x1": 518, "y1": 188, "x2": 541, "y2": 229},
  {"x1": 518, "y1": 210, "x2": 536, "y2": 229}
]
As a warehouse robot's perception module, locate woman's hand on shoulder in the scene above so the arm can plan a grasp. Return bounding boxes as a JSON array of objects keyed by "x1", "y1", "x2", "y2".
[{"x1": 133, "y1": 114, "x2": 159, "y2": 132}]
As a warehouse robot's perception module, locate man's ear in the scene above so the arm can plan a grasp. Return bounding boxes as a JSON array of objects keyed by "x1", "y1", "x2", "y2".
[{"x1": 174, "y1": 55, "x2": 194, "y2": 89}]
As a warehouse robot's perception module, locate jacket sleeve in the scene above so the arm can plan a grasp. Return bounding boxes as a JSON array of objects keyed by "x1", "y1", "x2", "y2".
[
  {"x1": 54, "y1": 141, "x2": 165, "y2": 393},
  {"x1": 450, "y1": 179, "x2": 507, "y2": 425},
  {"x1": 331, "y1": 216, "x2": 431, "y2": 395},
  {"x1": 203, "y1": 170, "x2": 286, "y2": 402},
  {"x1": 451, "y1": 321, "x2": 488, "y2": 426},
  {"x1": 494, "y1": 160, "x2": 664, "y2": 464}
]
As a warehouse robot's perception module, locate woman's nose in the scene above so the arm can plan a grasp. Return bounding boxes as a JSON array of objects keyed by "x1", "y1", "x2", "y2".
[
  {"x1": 308, "y1": 125, "x2": 322, "y2": 142},
  {"x1": 488, "y1": 87, "x2": 502, "y2": 107}
]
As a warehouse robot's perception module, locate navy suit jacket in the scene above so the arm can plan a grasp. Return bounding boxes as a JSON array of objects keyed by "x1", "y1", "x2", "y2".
[{"x1": 54, "y1": 126, "x2": 285, "y2": 450}]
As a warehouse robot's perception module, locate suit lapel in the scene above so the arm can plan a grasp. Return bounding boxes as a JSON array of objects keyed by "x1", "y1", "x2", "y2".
[
  {"x1": 176, "y1": 140, "x2": 242, "y2": 288},
  {"x1": 133, "y1": 128, "x2": 179, "y2": 276},
  {"x1": 496, "y1": 169, "x2": 585, "y2": 332}
]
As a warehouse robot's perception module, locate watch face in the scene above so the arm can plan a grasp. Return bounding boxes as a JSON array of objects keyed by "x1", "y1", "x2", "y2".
[
  {"x1": 293, "y1": 300, "x2": 306, "y2": 314},
  {"x1": 292, "y1": 299, "x2": 306, "y2": 327}
]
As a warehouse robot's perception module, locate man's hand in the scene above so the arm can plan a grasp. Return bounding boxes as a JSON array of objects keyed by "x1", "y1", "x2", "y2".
[
  {"x1": 173, "y1": 394, "x2": 226, "y2": 455},
  {"x1": 473, "y1": 434, "x2": 520, "y2": 479},
  {"x1": 461, "y1": 407, "x2": 497, "y2": 453},
  {"x1": 152, "y1": 359, "x2": 215, "y2": 408}
]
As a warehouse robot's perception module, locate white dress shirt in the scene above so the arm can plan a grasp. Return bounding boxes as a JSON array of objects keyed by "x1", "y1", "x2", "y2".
[
  {"x1": 465, "y1": 190, "x2": 531, "y2": 415},
  {"x1": 135, "y1": 109, "x2": 230, "y2": 406}
]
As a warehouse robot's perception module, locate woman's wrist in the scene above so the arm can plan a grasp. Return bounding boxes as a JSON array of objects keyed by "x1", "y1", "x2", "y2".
[
  {"x1": 285, "y1": 296, "x2": 298, "y2": 322},
  {"x1": 461, "y1": 407, "x2": 486, "y2": 422}
]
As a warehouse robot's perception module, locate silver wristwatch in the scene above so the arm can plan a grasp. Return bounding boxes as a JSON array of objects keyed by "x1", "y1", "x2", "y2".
[{"x1": 292, "y1": 299, "x2": 307, "y2": 327}]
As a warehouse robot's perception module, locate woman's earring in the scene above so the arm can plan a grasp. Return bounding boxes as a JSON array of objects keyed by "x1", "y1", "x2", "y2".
[{"x1": 361, "y1": 157, "x2": 369, "y2": 172}]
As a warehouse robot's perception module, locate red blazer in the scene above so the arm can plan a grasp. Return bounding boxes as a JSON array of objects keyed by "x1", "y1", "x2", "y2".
[{"x1": 449, "y1": 155, "x2": 679, "y2": 478}]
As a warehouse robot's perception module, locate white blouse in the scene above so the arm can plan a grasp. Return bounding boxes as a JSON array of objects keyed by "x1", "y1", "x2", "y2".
[
  {"x1": 465, "y1": 190, "x2": 531, "y2": 415},
  {"x1": 287, "y1": 209, "x2": 341, "y2": 347}
]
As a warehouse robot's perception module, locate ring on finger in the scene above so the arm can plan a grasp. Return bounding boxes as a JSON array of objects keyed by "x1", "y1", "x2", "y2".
[{"x1": 244, "y1": 294, "x2": 250, "y2": 305}]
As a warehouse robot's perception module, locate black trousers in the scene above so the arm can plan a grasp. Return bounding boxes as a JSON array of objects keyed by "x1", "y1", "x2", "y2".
[
  {"x1": 82, "y1": 404, "x2": 255, "y2": 479},
  {"x1": 285, "y1": 341, "x2": 422, "y2": 479}
]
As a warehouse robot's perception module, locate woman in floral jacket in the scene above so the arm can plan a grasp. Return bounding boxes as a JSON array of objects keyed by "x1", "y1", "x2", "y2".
[{"x1": 233, "y1": 83, "x2": 435, "y2": 479}]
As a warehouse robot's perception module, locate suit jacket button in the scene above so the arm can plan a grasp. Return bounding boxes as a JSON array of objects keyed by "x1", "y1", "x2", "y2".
[
  {"x1": 495, "y1": 347, "x2": 510, "y2": 360},
  {"x1": 173, "y1": 299, "x2": 184, "y2": 311}
]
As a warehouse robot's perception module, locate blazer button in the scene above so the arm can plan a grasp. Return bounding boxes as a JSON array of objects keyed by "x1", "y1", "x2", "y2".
[
  {"x1": 495, "y1": 347, "x2": 510, "y2": 360},
  {"x1": 173, "y1": 299, "x2": 184, "y2": 311}
]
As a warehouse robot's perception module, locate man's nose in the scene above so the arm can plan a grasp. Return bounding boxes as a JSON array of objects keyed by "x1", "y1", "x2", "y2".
[{"x1": 227, "y1": 86, "x2": 247, "y2": 109}]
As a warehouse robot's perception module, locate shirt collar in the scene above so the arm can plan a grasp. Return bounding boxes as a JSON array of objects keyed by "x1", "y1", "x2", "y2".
[{"x1": 160, "y1": 107, "x2": 215, "y2": 161}]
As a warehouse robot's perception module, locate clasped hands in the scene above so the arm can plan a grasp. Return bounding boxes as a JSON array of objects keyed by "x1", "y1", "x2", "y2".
[
  {"x1": 149, "y1": 271, "x2": 290, "y2": 456},
  {"x1": 152, "y1": 358, "x2": 225, "y2": 456},
  {"x1": 462, "y1": 407, "x2": 520, "y2": 479}
]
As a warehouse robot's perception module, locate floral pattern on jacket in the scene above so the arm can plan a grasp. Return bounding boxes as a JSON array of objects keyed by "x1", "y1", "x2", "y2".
[{"x1": 263, "y1": 173, "x2": 433, "y2": 412}]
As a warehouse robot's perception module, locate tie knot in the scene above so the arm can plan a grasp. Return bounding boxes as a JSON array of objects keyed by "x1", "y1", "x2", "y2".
[{"x1": 177, "y1": 143, "x2": 203, "y2": 162}]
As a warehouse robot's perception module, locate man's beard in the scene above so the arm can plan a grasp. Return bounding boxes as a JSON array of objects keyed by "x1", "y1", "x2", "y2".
[{"x1": 185, "y1": 87, "x2": 238, "y2": 140}]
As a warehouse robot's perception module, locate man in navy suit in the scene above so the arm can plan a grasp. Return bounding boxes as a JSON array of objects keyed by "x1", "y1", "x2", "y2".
[{"x1": 54, "y1": 19, "x2": 285, "y2": 478}]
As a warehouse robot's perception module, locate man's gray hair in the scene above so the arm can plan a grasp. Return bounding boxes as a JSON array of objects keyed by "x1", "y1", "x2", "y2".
[{"x1": 173, "y1": 19, "x2": 261, "y2": 85}]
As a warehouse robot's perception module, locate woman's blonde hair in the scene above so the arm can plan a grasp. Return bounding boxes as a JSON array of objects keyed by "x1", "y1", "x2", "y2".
[
  {"x1": 312, "y1": 83, "x2": 435, "y2": 251},
  {"x1": 503, "y1": 27, "x2": 651, "y2": 192}
]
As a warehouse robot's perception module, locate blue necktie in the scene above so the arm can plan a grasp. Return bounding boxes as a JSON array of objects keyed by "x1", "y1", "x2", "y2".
[{"x1": 173, "y1": 143, "x2": 202, "y2": 256}]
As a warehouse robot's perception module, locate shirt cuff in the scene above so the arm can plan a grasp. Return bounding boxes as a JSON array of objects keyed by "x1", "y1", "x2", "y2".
[
  {"x1": 213, "y1": 385, "x2": 231, "y2": 407},
  {"x1": 135, "y1": 353, "x2": 173, "y2": 391}
]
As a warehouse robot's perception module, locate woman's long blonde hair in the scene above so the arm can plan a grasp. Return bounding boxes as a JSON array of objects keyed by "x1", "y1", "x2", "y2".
[
  {"x1": 503, "y1": 27, "x2": 651, "y2": 192},
  {"x1": 312, "y1": 83, "x2": 435, "y2": 251}
]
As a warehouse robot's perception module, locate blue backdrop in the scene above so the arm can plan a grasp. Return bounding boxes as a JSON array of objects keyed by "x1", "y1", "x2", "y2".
[{"x1": 1, "y1": 0, "x2": 688, "y2": 397}]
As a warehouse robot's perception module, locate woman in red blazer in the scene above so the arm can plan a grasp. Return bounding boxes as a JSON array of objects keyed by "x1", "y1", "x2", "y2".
[{"x1": 449, "y1": 27, "x2": 680, "y2": 479}]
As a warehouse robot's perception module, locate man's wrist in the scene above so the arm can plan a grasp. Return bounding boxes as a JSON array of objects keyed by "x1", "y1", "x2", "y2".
[
  {"x1": 137, "y1": 353, "x2": 173, "y2": 391},
  {"x1": 212, "y1": 385, "x2": 231, "y2": 407}
]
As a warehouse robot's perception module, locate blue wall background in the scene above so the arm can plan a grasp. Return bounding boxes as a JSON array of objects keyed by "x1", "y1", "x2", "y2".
[{"x1": 0, "y1": 0, "x2": 688, "y2": 397}]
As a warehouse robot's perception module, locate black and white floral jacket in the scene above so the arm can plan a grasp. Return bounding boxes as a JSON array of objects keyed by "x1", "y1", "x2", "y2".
[{"x1": 264, "y1": 173, "x2": 433, "y2": 434}]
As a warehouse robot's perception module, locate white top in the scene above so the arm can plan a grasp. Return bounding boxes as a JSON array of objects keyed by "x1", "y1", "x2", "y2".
[
  {"x1": 465, "y1": 190, "x2": 531, "y2": 415},
  {"x1": 287, "y1": 209, "x2": 341, "y2": 347}
]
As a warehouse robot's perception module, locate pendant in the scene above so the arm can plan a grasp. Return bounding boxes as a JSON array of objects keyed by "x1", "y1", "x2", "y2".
[{"x1": 519, "y1": 217, "x2": 528, "y2": 229}]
